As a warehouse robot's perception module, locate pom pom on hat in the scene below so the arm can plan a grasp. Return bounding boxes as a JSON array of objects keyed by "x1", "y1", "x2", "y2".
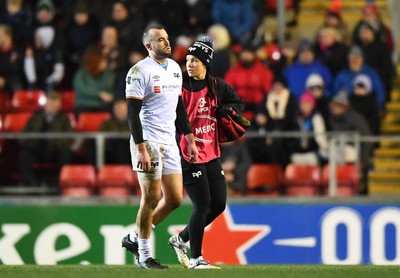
[{"x1": 186, "y1": 36, "x2": 214, "y2": 68}]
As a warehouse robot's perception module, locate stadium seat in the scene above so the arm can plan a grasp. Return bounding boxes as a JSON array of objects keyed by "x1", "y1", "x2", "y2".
[
  {"x1": 283, "y1": 164, "x2": 321, "y2": 196},
  {"x1": 60, "y1": 90, "x2": 75, "y2": 112},
  {"x1": 246, "y1": 163, "x2": 283, "y2": 196},
  {"x1": 76, "y1": 112, "x2": 111, "y2": 132},
  {"x1": 0, "y1": 91, "x2": 11, "y2": 113},
  {"x1": 97, "y1": 165, "x2": 138, "y2": 197},
  {"x1": 2, "y1": 112, "x2": 32, "y2": 132},
  {"x1": 59, "y1": 164, "x2": 97, "y2": 197},
  {"x1": 11, "y1": 90, "x2": 46, "y2": 112},
  {"x1": 321, "y1": 163, "x2": 360, "y2": 196}
]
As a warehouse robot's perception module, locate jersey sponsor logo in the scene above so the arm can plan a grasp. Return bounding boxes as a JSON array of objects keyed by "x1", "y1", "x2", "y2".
[
  {"x1": 126, "y1": 76, "x2": 141, "y2": 85},
  {"x1": 174, "y1": 73, "x2": 180, "y2": 78},
  {"x1": 195, "y1": 123, "x2": 215, "y2": 135},
  {"x1": 192, "y1": 170, "x2": 202, "y2": 178},
  {"x1": 154, "y1": 86, "x2": 161, "y2": 93},
  {"x1": 198, "y1": 97, "x2": 209, "y2": 113}
]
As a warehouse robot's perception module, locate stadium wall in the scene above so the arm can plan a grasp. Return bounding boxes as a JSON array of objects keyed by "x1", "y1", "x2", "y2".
[{"x1": 0, "y1": 197, "x2": 399, "y2": 265}]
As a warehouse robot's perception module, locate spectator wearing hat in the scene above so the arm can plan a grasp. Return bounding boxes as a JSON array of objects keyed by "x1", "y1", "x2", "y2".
[
  {"x1": 356, "y1": 22, "x2": 394, "y2": 100},
  {"x1": 305, "y1": 73, "x2": 330, "y2": 128},
  {"x1": 333, "y1": 45, "x2": 386, "y2": 112},
  {"x1": 349, "y1": 74, "x2": 380, "y2": 135},
  {"x1": 283, "y1": 38, "x2": 332, "y2": 102},
  {"x1": 291, "y1": 90, "x2": 329, "y2": 166},
  {"x1": 315, "y1": 5, "x2": 351, "y2": 46},
  {"x1": 224, "y1": 44, "x2": 274, "y2": 121},
  {"x1": 23, "y1": 24, "x2": 64, "y2": 91},
  {"x1": 328, "y1": 90, "x2": 372, "y2": 164},
  {"x1": 352, "y1": 1, "x2": 394, "y2": 54},
  {"x1": 314, "y1": 27, "x2": 348, "y2": 76},
  {"x1": 246, "y1": 76, "x2": 298, "y2": 166}
]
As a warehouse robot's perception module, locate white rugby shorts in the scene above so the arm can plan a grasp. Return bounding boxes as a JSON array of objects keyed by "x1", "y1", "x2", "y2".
[{"x1": 130, "y1": 139, "x2": 182, "y2": 180}]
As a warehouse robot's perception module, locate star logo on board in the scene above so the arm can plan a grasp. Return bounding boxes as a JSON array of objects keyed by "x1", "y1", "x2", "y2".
[{"x1": 168, "y1": 207, "x2": 270, "y2": 265}]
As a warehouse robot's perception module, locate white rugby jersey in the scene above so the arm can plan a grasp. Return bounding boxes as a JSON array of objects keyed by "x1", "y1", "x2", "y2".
[{"x1": 126, "y1": 56, "x2": 182, "y2": 145}]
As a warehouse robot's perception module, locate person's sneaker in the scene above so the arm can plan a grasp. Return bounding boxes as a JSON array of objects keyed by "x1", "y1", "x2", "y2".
[
  {"x1": 168, "y1": 234, "x2": 189, "y2": 268},
  {"x1": 121, "y1": 234, "x2": 139, "y2": 260},
  {"x1": 189, "y1": 257, "x2": 220, "y2": 269},
  {"x1": 138, "y1": 257, "x2": 168, "y2": 269}
]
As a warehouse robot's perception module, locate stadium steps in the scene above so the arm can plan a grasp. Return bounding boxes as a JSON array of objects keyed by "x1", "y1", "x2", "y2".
[
  {"x1": 296, "y1": 0, "x2": 390, "y2": 40},
  {"x1": 368, "y1": 182, "x2": 400, "y2": 194}
]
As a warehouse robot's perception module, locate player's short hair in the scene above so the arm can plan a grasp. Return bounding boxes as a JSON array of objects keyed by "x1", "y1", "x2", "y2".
[{"x1": 142, "y1": 25, "x2": 166, "y2": 46}]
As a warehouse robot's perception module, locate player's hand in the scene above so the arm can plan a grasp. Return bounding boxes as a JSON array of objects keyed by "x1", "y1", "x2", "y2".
[
  {"x1": 136, "y1": 142, "x2": 151, "y2": 172},
  {"x1": 185, "y1": 133, "x2": 198, "y2": 163}
]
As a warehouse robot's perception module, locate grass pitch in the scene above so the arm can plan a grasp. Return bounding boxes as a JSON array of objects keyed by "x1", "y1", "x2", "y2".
[{"x1": 1, "y1": 264, "x2": 399, "y2": 278}]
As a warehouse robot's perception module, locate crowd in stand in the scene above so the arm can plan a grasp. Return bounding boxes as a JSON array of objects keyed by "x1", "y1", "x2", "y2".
[{"x1": 0, "y1": 0, "x2": 396, "y2": 195}]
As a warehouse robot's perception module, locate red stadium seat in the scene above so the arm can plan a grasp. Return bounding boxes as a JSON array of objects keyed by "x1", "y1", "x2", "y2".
[
  {"x1": 283, "y1": 164, "x2": 321, "y2": 196},
  {"x1": 76, "y1": 112, "x2": 111, "y2": 132},
  {"x1": 2, "y1": 112, "x2": 32, "y2": 132},
  {"x1": 246, "y1": 163, "x2": 283, "y2": 196},
  {"x1": 97, "y1": 165, "x2": 138, "y2": 197},
  {"x1": 321, "y1": 163, "x2": 360, "y2": 196},
  {"x1": 11, "y1": 90, "x2": 46, "y2": 112},
  {"x1": 59, "y1": 164, "x2": 97, "y2": 197},
  {"x1": 60, "y1": 90, "x2": 75, "y2": 112}
]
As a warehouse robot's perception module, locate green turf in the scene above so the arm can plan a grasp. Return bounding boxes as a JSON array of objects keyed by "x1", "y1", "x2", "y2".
[{"x1": 1, "y1": 265, "x2": 400, "y2": 278}]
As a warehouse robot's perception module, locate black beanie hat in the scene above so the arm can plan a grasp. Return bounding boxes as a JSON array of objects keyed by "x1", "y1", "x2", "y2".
[{"x1": 186, "y1": 36, "x2": 214, "y2": 68}]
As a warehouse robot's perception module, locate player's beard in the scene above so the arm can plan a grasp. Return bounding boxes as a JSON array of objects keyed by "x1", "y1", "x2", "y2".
[{"x1": 154, "y1": 47, "x2": 171, "y2": 59}]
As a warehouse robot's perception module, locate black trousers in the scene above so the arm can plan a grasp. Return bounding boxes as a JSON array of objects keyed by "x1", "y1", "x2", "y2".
[{"x1": 179, "y1": 158, "x2": 227, "y2": 258}]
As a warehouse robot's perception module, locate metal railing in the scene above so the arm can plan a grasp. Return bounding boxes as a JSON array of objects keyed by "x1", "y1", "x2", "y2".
[{"x1": 0, "y1": 130, "x2": 376, "y2": 196}]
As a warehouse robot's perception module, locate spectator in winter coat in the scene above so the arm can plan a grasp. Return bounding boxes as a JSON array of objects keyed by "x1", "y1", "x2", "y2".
[
  {"x1": 63, "y1": 3, "x2": 100, "y2": 85},
  {"x1": 314, "y1": 27, "x2": 348, "y2": 76},
  {"x1": 352, "y1": 2, "x2": 394, "y2": 55},
  {"x1": 329, "y1": 90, "x2": 372, "y2": 164},
  {"x1": 18, "y1": 92, "x2": 74, "y2": 186},
  {"x1": 291, "y1": 91, "x2": 329, "y2": 166},
  {"x1": 333, "y1": 45, "x2": 386, "y2": 112},
  {"x1": 283, "y1": 38, "x2": 332, "y2": 102},
  {"x1": 356, "y1": 22, "x2": 394, "y2": 101},
  {"x1": 349, "y1": 74, "x2": 380, "y2": 136},
  {"x1": 246, "y1": 76, "x2": 298, "y2": 166},
  {"x1": 305, "y1": 73, "x2": 331, "y2": 129},
  {"x1": 224, "y1": 44, "x2": 274, "y2": 120},
  {"x1": 73, "y1": 45, "x2": 115, "y2": 116}
]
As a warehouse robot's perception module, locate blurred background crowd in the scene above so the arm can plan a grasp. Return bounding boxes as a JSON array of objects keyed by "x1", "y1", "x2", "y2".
[{"x1": 0, "y1": 0, "x2": 398, "y2": 197}]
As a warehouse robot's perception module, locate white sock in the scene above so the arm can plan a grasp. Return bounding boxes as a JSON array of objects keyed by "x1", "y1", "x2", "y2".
[
  {"x1": 129, "y1": 229, "x2": 138, "y2": 243},
  {"x1": 138, "y1": 238, "x2": 151, "y2": 263},
  {"x1": 131, "y1": 225, "x2": 155, "y2": 243}
]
